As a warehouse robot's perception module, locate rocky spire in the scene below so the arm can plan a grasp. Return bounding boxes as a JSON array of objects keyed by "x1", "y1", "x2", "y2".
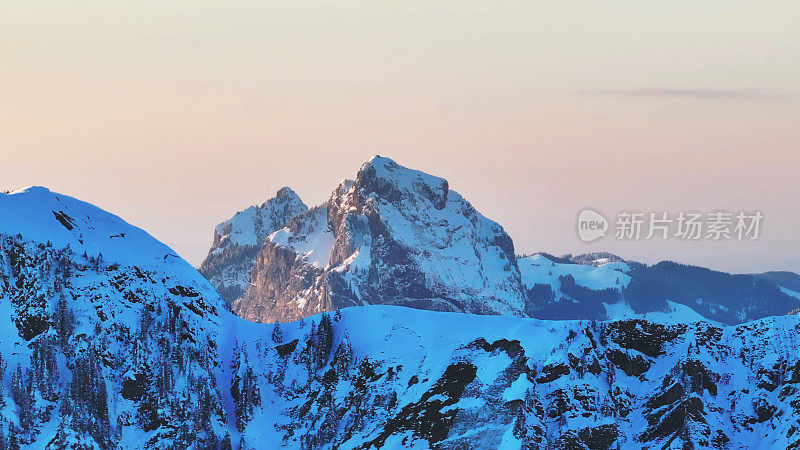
[{"x1": 199, "y1": 187, "x2": 307, "y2": 305}]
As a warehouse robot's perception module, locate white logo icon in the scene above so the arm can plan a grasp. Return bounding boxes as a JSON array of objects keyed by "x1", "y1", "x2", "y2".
[{"x1": 577, "y1": 209, "x2": 608, "y2": 242}]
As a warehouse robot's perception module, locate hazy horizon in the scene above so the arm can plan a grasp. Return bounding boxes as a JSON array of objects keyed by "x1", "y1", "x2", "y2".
[{"x1": 2, "y1": 1, "x2": 798, "y2": 274}]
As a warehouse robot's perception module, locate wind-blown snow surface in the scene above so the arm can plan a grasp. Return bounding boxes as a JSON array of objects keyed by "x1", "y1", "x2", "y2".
[
  {"x1": 0, "y1": 187, "x2": 188, "y2": 270},
  {"x1": 199, "y1": 187, "x2": 307, "y2": 305},
  {"x1": 3, "y1": 187, "x2": 800, "y2": 449},
  {"x1": 234, "y1": 156, "x2": 528, "y2": 323}
]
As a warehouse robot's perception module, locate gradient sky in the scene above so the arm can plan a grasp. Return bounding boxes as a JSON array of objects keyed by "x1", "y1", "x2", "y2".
[{"x1": 2, "y1": 1, "x2": 799, "y2": 273}]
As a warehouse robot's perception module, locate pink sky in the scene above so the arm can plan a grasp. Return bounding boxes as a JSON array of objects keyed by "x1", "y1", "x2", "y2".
[{"x1": 2, "y1": 1, "x2": 798, "y2": 273}]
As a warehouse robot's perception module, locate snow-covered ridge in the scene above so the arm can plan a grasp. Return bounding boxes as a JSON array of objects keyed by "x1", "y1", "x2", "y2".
[
  {"x1": 0, "y1": 186, "x2": 232, "y2": 447},
  {"x1": 210, "y1": 186, "x2": 306, "y2": 252},
  {"x1": 269, "y1": 205, "x2": 334, "y2": 269},
  {"x1": 357, "y1": 155, "x2": 450, "y2": 210},
  {"x1": 518, "y1": 253, "x2": 631, "y2": 292},
  {"x1": 232, "y1": 306, "x2": 800, "y2": 448},
  {"x1": 1, "y1": 186, "x2": 187, "y2": 270},
  {"x1": 0, "y1": 186, "x2": 226, "y2": 314}
]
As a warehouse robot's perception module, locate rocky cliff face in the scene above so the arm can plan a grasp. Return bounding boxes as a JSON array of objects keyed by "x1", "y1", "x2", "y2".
[
  {"x1": 233, "y1": 156, "x2": 528, "y2": 323},
  {"x1": 199, "y1": 187, "x2": 307, "y2": 305}
]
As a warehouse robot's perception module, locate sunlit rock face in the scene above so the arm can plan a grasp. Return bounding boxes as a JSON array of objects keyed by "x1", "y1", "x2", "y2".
[
  {"x1": 233, "y1": 156, "x2": 528, "y2": 323},
  {"x1": 199, "y1": 186, "x2": 307, "y2": 306}
]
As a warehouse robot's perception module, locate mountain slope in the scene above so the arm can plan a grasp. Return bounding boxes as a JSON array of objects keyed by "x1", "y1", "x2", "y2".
[
  {"x1": 623, "y1": 261, "x2": 799, "y2": 324},
  {"x1": 199, "y1": 187, "x2": 307, "y2": 305},
  {"x1": 0, "y1": 187, "x2": 232, "y2": 447},
  {"x1": 234, "y1": 156, "x2": 528, "y2": 323},
  {"x1": 755, "y1": 271, "x2": 800, "y2": 295},
  {"x1": 519, "y1": 253, "x2": 630, "y2": 321}
]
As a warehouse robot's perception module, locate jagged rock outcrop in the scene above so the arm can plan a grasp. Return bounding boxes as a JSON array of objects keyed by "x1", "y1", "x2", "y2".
[
  {"x1": 199, "y1": 187, "x2": 307, "y2": 305},
  {"x1": 233, "y1": 156, "x2": 528, "y2": 323}
]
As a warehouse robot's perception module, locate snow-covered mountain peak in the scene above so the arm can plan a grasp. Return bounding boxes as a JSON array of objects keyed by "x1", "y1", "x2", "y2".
[
  {"x1": 0, "y1": 187, "x2": 235, "y2": 447},
  {"x1": 0, "y1": 185, "x2": 185, "y2": 270},
  {"x1": 274, "y1": 185, "x2": 299, "y2": 200},
  {"x1": 355, "y1": 155, "x2": 449, "y2": 210},
  {"x1": 234, "y1": 156, "x2": 528, "y2": 322},
  {"x1": 211, "y1": 187, "x2": 307, "y2": 250}
]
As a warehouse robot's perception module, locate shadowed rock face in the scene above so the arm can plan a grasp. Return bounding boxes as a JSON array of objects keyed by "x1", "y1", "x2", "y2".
[
  {"x1": 199, "y1": 187, "x2": 307, "y2": 306},
  {"x1": 233, "y1": 156, "x2": 529, "y2": 323}
]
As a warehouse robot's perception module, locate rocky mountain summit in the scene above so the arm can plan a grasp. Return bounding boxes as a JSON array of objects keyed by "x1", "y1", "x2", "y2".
[
  {"x1": 232, "y1": 156, "x2": 528, "y2": 323},
  {"x1": 206, "y1": 157, "x2": 799, "y2": 326},
  {"x1": 199, "y1": 187, "x2": 307, "y2": 305}
]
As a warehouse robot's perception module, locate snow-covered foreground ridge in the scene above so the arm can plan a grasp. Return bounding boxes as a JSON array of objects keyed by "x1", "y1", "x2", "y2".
[{"x1": 2, "y1": 187, "x2": 800, "y2": 449}]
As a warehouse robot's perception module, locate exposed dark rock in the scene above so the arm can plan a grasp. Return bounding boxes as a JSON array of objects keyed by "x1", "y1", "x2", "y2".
[
  {"x1": 646, "y1": 380, "x2": 685, "y2": 410},
  {"x1": 276, "y1": 339, "x2": 299, "y2": 357},
  {"x1": 578, "y1": 423, "x2": 619, "y2": 449},
  {"x1": 641, "y1": 396, "x2": 707, "y2": 442},
  {"x1": 121, "y1": 373, "x2": 148, "y2": 401},
  {"x1": 606, "y1": 349, "x2": 652, "y2": 377},
  {"x1": 52, "y1": 210, "x2": 76, "y2": 230},
  {"x1": 681, "y1": 359, "x2": 719, "y2": 396},
  {"x1": 361, "y1": 362, "x2": 477, "y2": 448},
  {"x1": 537, "y1": 363, "x2": 571, "y2": 383},
  {"x1": 605, "y1": 319, "x2": 684, "y2": 357}
]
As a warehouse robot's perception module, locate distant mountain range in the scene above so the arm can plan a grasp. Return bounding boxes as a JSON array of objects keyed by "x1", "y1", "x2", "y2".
[
  {"x1": 201, "y1": 156, "x2": 800, "y2": 325},
  {"x1": 1, "y1": 158, "x2": 798, "y2": 448}
]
